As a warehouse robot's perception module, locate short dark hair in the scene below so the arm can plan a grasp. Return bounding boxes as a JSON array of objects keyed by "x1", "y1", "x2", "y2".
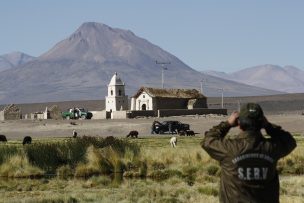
[{"x1": 239, "y1": 117, "x2": 263, "y2": 131}]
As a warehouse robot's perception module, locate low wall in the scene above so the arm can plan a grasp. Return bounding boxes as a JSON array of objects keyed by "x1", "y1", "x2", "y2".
[
  {"x1": 126, "y1": 109, "x2": 227, "y2": 118},
  {"x1": 112, "y1": 111, "x2": 128, "y2": 119},
  {"x1": 157, "y1": 108, "x2": 227, "y2": 117},
  {"x1": 91, "y1": 111, "x2": 110, "y2": 119},
  {"x1": 127, "y1": 110, "x2": 156, "y2": 118}
]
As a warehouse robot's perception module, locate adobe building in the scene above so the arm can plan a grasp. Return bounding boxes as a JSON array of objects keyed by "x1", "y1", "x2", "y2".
[
  {"x1": 46, "y1": 105, "x2": 62, "y2": 120},
  {"x1": 130, "y1": 87, "x2": 207, "y2": 111},
  {"x1": 103, "y1": 73, "x2": 226, "y2": 119},
  {"x1": 0, "y1": 104, "x2": 21, "y2": 121}
]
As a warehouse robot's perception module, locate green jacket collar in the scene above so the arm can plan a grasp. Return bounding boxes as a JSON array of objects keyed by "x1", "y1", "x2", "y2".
[{"x1": 237, "y1": 130, "x2": 263, "y2": 139}]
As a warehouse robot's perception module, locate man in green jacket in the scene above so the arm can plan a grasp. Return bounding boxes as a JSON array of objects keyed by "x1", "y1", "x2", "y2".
[{"x1": 201, "y1": 103, "x2": 296, "y2": 203}]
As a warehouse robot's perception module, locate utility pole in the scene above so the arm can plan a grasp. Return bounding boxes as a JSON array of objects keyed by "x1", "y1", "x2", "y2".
[
  {"x1": 237, "y1": 100, "x2": 241, "y2": 111},
  {"x1": 156, "y1": 60, "x2": 170, "y2": 88},
  {"x1": 218, "y1": 88, "x2": 224, "y2": 109},
  {"x1": 200, "y1": 78, "x2": 207, "y2": 94}
]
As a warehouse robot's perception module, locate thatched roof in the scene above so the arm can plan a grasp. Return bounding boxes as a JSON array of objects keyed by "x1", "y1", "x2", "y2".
[{"x1": 133, "y1": 87, "x2": 206, "y2": 99}]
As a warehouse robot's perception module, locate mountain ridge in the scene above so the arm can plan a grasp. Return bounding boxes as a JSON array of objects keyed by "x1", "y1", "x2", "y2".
[
  {"x1": 0, "y1": 51, "x2": 35, "y2": 72},
  {"x1": 0, "y1": 22, "x2": 282, "y2": 104},
  {"x1": 203, "y1": 64, "x2": 304, "y2": 93}
]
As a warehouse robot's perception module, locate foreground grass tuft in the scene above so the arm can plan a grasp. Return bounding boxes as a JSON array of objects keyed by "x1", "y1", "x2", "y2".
[{"x1": 0, "y1": 153, "x2": 43, "y2": 178}]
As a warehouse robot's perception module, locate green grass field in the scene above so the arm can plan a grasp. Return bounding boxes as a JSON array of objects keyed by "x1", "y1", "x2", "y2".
[{"x1": 0, "y1": 135, "x2": 303, "y2": 203}]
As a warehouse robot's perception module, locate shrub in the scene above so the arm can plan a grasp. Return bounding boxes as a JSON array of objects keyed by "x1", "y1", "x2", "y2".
[
  {"x1": 206, "y1": 164, "x2": 220, "y2": 176},
  {"x1": 139, "y1": 160, "x2": 148, "y2": 177},
  {"x1": 0, "y1": 154, "x2": 43, "y2": 178},
  {"x1": 24, "y1": 142, "x2": 67, "y2": 173},
  {"x1": 198, "y1": 186, "x2": 219, "y2": 196},
  {"x1": 75, "y1": 146, "x2": 113, "y2": 177},
  {"x1": 57, "y1": 165, "x2": 74, "y2": 178},
  {"x1": 84, "y1": 175, "x2": 112, "y2": 187},
  {"x1": 196, "y1": 152, "x2": 202, "y2": 161},
  {"x1": 0, "y1": 145, "x2": 20, "y2": 165},
  {"x1": 23, "y1": 136, "x2": 139, "y2": 175},
  {"x1": 151, "y1": 161, "x2": 166, "y2": 170},
  {"x1": 149, "y1": 170, "x2": 170, "y2": 180}
]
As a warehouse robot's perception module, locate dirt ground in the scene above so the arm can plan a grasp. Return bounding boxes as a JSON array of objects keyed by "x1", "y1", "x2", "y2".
[{"x1": 1, "y1": 114, "x2": 304, "y2": 141}]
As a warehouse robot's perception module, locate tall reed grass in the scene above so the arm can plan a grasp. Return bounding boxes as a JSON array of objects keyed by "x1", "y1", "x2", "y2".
[{"x1": 0, "y1": 136, "x2": 140, "y2": 177}]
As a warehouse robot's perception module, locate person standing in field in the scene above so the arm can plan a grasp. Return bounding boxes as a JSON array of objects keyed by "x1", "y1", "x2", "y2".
[{"x1": 201, "y1": 103, "x2": 297, "y2": 203}]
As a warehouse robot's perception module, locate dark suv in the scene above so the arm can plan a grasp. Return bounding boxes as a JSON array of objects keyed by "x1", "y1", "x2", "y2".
[{"x1": 154, "y1": 121, "x2": 190, "y2": 134}]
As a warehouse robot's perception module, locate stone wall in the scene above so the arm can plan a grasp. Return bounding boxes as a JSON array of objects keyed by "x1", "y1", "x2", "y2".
[
  {"x1": 48, "y1": 105, "x2": 62, "y2": 120},
  {"x1": 111, "y1": 111, "x2": 128, "y2": 119},
  {"x1": 91, "y1": 111, "x2": 110, "y2": 119},
  {"x1": 154, "y1": 97, "x2": 207, "y2": 110},
  {"x1": 127, "y1": 110, "x2": 156, "y2": 118},
  {"x1": 157, "y1": 108, "x2": 227, "y2": 117},
  {"x1": 0, "y1": 104, "x2": 21, "y2": 120},
  {"x1": 125, "y1": 108, "x2": 226, "y2": 118}
]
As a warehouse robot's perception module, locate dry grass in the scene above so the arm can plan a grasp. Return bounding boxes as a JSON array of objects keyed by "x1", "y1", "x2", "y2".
[
  {"x1": 0, "y1": 135, "x2": 303, "y2": 203},
  {"x1": 0, "y1": 153, "x2": 43, "y2": 178}
]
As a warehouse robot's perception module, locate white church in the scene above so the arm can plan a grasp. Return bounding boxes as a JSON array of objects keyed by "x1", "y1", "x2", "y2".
[{"x1": 101, "y1": 72, "x2": 214, "y2": 119}]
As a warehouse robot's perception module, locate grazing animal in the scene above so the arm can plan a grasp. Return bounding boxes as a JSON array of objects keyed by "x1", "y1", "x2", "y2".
[
  {"x1": 0, "y1": 135, "x2": 7, "y2": 142},
  {"x1": 73, "y1": 130, "x2": 77, "y2": 138},
  {"x1": 23, "y1": 136, "x2": 32, "y2": 145},
  {"x1": 72, "y1": 130, "x2": 77, "y2": 138},
  {"x1": 126, "y1": 130, "x2": 138, "y2": 138},
  {"x1": 186, "y1": 130, "x2": 195, "y2": 136},
  {"x1": 178, "y1": 130, "x2": 186, "y2": 136},
  {"x1": 170, "y1": 136, "x2": 177, "y2": 147}
]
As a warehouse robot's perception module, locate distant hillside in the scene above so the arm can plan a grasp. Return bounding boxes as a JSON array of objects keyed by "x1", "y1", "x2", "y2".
[
  {"x1": 0, "y1": 22, "x2": 281, "y2": 104},
  {"x1": 0, "y1": 52, "x2": 35, "y2": 72},
  {"x1": 1, "y1": 93, "x2": 303, "y2": 115},
  {"x1": 204, "y1": 64, "x2": 304, "y2": 93}
]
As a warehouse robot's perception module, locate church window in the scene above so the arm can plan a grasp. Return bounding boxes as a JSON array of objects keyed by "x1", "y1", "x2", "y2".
[
  {"x1": 119, "y1": 90, "x2": 122, "y2": 96},
  {"x1": 111, "y1": 90, "x2": 113, "y2": 96}
]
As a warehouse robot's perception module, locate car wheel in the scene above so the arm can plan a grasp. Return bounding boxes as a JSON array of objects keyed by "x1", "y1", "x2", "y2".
[
  {"x1": 81, "y1": 115, "x2": 86, "y2": 120},
  {"x1": 66, "y1": 116, "x2": 70, "y2": 120}
]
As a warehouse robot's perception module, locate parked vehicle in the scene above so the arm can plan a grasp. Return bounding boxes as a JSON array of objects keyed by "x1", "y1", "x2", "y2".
[
  {"x1": 62, "y1": 108, "x2": 93, "y2": 120},
  {"x1": 154, "y1": 121, "x2": 190, "y2": 134}
]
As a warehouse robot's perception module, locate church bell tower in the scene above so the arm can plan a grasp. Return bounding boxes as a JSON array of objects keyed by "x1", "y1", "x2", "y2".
[{"x1": 105, "y1": 72, "x2": 128, "y2": 112}]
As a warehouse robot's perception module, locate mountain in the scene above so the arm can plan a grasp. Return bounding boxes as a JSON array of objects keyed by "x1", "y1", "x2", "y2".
[
  {"x1": 0, "y1": 22, "x2": 282, "y2": 104},
  {"x1": 0, "y1": 52, "x2": 35, "y2": 72},
  {"x1": 204, "y1": 64, "x2": 304, "y2": 93}
]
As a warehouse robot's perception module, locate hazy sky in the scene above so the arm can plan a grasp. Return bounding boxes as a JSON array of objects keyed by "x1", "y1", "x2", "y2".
[{"x1": 1, "y1": 0, "x2": 304, "y2": 72}]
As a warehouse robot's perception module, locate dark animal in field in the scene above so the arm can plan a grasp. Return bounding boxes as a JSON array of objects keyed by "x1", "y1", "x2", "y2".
[
  {"x1": 23, "y1": 136, "x2": 32, "y2": 145},
  {"x1": 178, "y1": 130, "x2": 195, "y2": 136},
  {"x1": 178, "y1": 130, "x2": 186, "y2": 136},
  {"x1": 186, "y1": 130, "x2": 195, "y2": 136},
  {"x1": 0, "y1": 135, "x2": 7, "y2": 142},
  {"x1": 126, "y1": 130, "x2": 138, "y2": 138},
  {"x1": 72, "y1": 130, "x2": 77, "y2": 138}
]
